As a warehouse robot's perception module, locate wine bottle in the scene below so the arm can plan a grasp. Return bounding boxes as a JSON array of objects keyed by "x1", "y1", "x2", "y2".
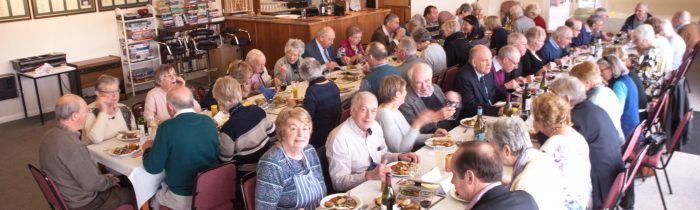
[
  {"x1": 474, "y1": 106, "x2": 485, "y2": 141},
  {"x1": 381, "y1": 173, "x2": 396, "y2": 210},
  {"x1": 539, "y1": 71, "x2": 548, "y2": 93},
  {"x1": 504, "y1": 93, "x2": 513, "y2": 117},
  {"x1": 319, "y1": 0, "x2": 326, "y2": 16},
  {"x1": 521, "y1": 83, "x2": 531, "y2": 121},
  {"x1": 137, "y1": 111, "x2": 147, "y2": 135}
]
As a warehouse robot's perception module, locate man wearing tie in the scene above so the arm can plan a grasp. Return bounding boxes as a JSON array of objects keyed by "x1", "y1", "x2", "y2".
[
  {"x1": 454, "y1": 45, "x2": 506, "y2": 118},
  {"x1": 303, "y1": 26, "x2": 350, "y2": 70},
  {"x1": 491, "y1": 45, "x2": 523, "y2": 93}
]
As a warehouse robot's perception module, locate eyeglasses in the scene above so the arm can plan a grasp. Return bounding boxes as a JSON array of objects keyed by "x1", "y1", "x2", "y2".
[
  {"x1": 99, "y1": 89, "x2": 121, "y2": 95},
  {"x1": 506, "y1": 57, "x2": 520, "y2": 66}
]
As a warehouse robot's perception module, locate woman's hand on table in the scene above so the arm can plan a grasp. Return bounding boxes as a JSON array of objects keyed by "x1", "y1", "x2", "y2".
[
  {"x1": 399, "y1": 153, "x2": 420, "y2": 163},
  {"x1": 365, "y1": 159, "x2": 390, "y2": 180},
  {"x1": 141, "y1": 140, "x2": 154, "y2": 150},
  {"x1": 341, "y1": 56, "x2": 352, "y2": 65}
]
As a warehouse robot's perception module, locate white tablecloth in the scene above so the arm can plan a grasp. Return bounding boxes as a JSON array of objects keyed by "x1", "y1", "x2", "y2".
[{"x1": 87, "y1": 138, "x2": 164, "y2": 208}]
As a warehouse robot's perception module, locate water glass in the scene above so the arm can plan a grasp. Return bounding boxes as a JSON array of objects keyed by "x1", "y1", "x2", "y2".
[
  {"x1": 445, "y1": 101, "x2": 460, "y2": 120},
  {"x1": 434, "y1": 148, "x2": 446, "y2": 172}
]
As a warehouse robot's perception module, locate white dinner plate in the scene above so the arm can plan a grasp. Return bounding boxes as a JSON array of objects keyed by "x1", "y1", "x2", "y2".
[
  {"x1": 319, "y1": 193, "x2": 363, "y2": 210},
  {"x1": 116, "y1": 133, "x2": 140, "y2": 142},
  {"x1": 106, "y1": 147, "x2": 141, "y2": 158},
  {"x1": 425, "y1": 137, "x2": 456, "y2": 149},
  {"x1": 450, "y1": 189, "x2": 469, "y2": 203},
  {"x1": 460, "y1": 117, "x2": 475, "y2": 127}
]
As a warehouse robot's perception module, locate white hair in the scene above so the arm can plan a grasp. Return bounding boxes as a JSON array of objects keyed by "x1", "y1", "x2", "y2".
[
  {"x1": 489, "y1": 117, "x2": 532, "y2": 156},
  {"x1": 661, "y1": 19, "x2": 679, "y2": 38},
  {"x1": 408, "y1": 62, "x2": 433, "y2": 82},
  {"x1": 632, "y1": 24, "x2": 657, "y2": 47},
  {"x1": 245, "y1": 49, "x2": 265, "y2": 62},
  {"x1": 550, "y1": 75, "x2": 587, "y2": 105},
  {"x1": 510, "y1": 5, "x2": 524, "y2": 18}
]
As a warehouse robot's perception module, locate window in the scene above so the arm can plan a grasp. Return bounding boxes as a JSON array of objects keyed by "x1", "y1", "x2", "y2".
[
  {"x1": 31, "y1": 0, "x2": 95, "y2": 18},
  {"x1": 0, "y1": 0, "x2": 31, "y2": 22}
]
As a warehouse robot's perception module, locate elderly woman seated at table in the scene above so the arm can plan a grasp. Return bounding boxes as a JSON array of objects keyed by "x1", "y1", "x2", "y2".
[
  {"x1": 442, "y1": 19, "x2": 470, "y2": 68},
  {"x1": 212, "y1": 76, "x2": 276, "y2": 172},
  {"x1": 338, "y1": 26, "x2": 366, "y2": 65},
  {"x1": 569, "y1": 61, "x2": 624, "y2": 144},
  {"x1": 376, "y1": 75, "x2": 447, "y2": 153},
  {"x1": 298, "y1": 58, "x2": 340, "y2": 148},
  {"x1": 521, "y1": 26, "x2": 551, "y2": 76},
  {"x1": 486, "y1": 15, "x2": 510, "y2": 53},
  {"x1": 630, "y1": 24, "x2": 672, "y2": 100},
  {"x1": 83, "y1": 75, "x2": 136, "y2": 144},
  {"x1": 487, "y1": 117, "x2": 565, "y2": 210},
  {"x1": 412, "y1": 27, "x2": 447, "y2": 76},
  {"x1": 327, "y1": 92, "x2": 419, "y2": 192},
  {"x1": 525, "y1": 4, "x2": 546, "y2": 30},
  {"x1": 549, "y1": 76, "x2": 625, "y2": 209},
  {"x1": 532, "y1": 92, "x2": 592, "y2": 210},
  {"x1": 200, "y1": 60, "x2": 254, "y2": 109},
  {"x1": 144, "y1": 64, "x2": 202, "y2": 123},
  {"x1": 274, "y1": 39, "x2": 305, "y2": 85},
  {"x1": 603, "y1": 46, "x2": 648, "y2": 111},
  {"x1": 598, "y1": 55, "x2": 641, "y2": 138},
  {"x1": 644, "y1": 17, "x2": 685, "y2": 71},
  {"x1": 255, "y1": 107, "x2": 327, "y2": 210}
]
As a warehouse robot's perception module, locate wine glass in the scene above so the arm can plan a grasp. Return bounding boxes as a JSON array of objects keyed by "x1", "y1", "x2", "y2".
[
  {"x1": 445, "y1": 101, "x2": 460, "y2": 121},
  {"x1": 419, "y1": 190, "x2": 434, "y2": 210}
]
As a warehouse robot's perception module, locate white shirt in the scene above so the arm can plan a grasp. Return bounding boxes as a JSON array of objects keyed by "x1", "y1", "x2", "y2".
[
  {"x1": 382, "y1": 25, "x2": 398, "y2": 45},
  {"x1": 326, "y1": 118, "x2": 400, "y2": 191},
  {"x1": 174, "y1": 108, "x2": 195, "y2": 118},
  {"x1": 492, "y1": 57, "x2": 503, "y2": 73},
  {"x1": 316, "y1": 39, "x2": 330, "y2": 64}
]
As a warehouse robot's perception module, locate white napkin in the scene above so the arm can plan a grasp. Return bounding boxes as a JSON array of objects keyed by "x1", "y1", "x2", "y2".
[
  {"x1": 212, "y1": 111, "x2": 229, "y2": 125},
  {"x1": 34, "y1": 63, "x2": 54, "y2": 75}
]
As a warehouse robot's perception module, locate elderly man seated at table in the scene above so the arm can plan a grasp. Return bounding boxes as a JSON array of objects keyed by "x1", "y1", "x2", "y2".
[
  {"x1": 549, "y1": 77, "x2": 625, "y2": 209},
  {"x1": 396, "y1": 37, "x2": 421, "y2": 80},
  {"x1": 672, "y1": 10, "x2": 700, "y2": 50},
  {"x1": 256, "y1": 107, "x2": 327, "y2": 209},
  {"x1": 454, "y1": 45, "x2": 506, "y2": 118},
  {"x1": 144, "y1": 64, "x2": 202, "y2": 123},
  {"x1": 569, "y1": 61, "x2": 624, "y2": 144},
  {"x1": 538, "y1": 26, "x2": 573, "y2": 65},
  {"x1": 565, "y1": 18, "x2": 583, "y2": 38},
  {"x1": 359, "y1": 42, "x2": 400, "y2": 95},
  {"x1": 631, "y1": 24, "x2": 672, "y2": 100},
  {"x1": 274, "y1": 39, "x2": 305, "y2": 85},
  {"x1": 338, "y1": 26, "x2": 366, "y2": 65},
  {"x1": 298, "y1": 58, "x2": 340, "y2": 148},
  {"x1": 621, "y1": 2, "x2": 653, "y2": 33},
  {"x1": 450, "y1": 141, "x2": 539, "y2": 210},
  {"x1": 213, "y1": 76, "x2": 276, "y2": 172},
  {"x1": 487, "y1": 117, "x2": 565, "y2": 210},
  {"x1": 246, "y1": 49, "x2": 279, "y2": 98},
  {"x1": 326, "y1": 92, "x2": 420, "y2": 192},
  {"x1": 572, "y1": 15, "x2": 606, "y2": 47},
  {"x1": 303, "y1": 26, "x2": 348, "y2": 69},
  {"x1": 491, "y1": 45, "x2": 523, "y2": 93},
  {"x1": 413, "y1": 27, "x2": 447, "y2": 76},
  {"x1": 423, "y1": 5, "x2": 440, "y2": 38},
  {"x1": 82, "y1": 75, "x2": 136, "y2": 144},
  {"x1": 399, "y1": 62, "x2": 460, "y2": 133},
  {"x1": 506, "y1": 33, "x2": 529, "y2": 78},
  {"x1": 142, "y1": 86, "x2": 219, "y2": 210},
  {"x1": 510, "y1": 5, "x2": 535, "y2": 34},
  {"x1": 531, "y1": 92, "x2": 592, "y2": 210},
  {"x1": 646, "y1": 17, "x2": 686, "y2": 71},
  {"x1": 40, "y1": 94, "x2": 135, "y2": 210},
  {"x1": 442, "y1": 19, "x2": 470, "y2": 68},
  {"x1": 377, "y1": 75, "x2": 446, "y2": 153},
  {"x1": 200, "y1": 60, "x2": 254, "y2": 108},
  {"x1": 371, "y1": 13, "x2": 406, "y2": 55}
]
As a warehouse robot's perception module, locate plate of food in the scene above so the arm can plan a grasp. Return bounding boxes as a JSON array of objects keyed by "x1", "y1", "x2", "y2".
[
  {"x1": 449, "y1": 188, "x2": 468, "y2": 203},
  {"x1": 109, "y1": 143, "x2": 140, "y2": 157},
  {"x1": 460, "y1": 117, "x2": 475, "y2": 127},
  {"x1": 425, "y1": 137, "x2": 456, "y2": 148},
  {"x1": 388, "y1": 161, "x2": 418, "y2": 177},
  {"x1": 320, "y1": 193, "x2": 362, "y2": 210},
  {"x1": 116, "y1": 130, "x2": 140, "y2": 142}
]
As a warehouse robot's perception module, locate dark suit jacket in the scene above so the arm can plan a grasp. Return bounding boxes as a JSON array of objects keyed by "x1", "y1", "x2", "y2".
[
  {"x1": 621, "y1": 13, "x2": 653, "y2": 32},
  {"x1": 399, "y1": 84, "x2": 457, "y2": 133},
  {"x1": 520, "y1": 49, "x2": 545, "y2": 76},
  {"x1": 489, "y1": 27, "x2": 509, "y2": 52},
  {"x1": 453, "y1": 64, "x2": 505, "y2": 118},
  {"x1": 444, "y1": 32, "x2": 471, "y2": 68},
  {"x1": 472, "y1": 185, "x2": 539, "y2": 210},
  {"x1": 571, "y1": 100, "x2": 626, "y2": 209},
  {"x1": 302, "y1": 38, "x2": 341, "y2": 65},
  {"x1": 370, "y1": 26, "x2": 397, "y2": 55}
]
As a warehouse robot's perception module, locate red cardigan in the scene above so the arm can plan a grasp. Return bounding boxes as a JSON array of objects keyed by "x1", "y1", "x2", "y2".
[{"x1": 534, "y1": 15, "x2": 547, "y2": 30}]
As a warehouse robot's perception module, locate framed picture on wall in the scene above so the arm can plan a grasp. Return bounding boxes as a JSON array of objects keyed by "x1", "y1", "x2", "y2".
[
  {"x1": 98, "y1": 0, "x2": 150, "y2": 11},
  {"x1": 0, "y1": 0, "x2": 31, "y2": 23},
  {"x1": 31, "y1": 0, "x2": 95, "y2": 18}
]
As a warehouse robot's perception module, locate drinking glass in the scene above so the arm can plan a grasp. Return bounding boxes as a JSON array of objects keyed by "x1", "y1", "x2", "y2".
[
  {"x1": 419, "y1": 190, "x2": 434, "y2": 210},
  {"x1": 291, "y1": 81, "x2": 299, "y2": 99},
  {"x1": 434, "y1": 147, "x2": 446, "y2": 172},
  {"x1": 445, "y1": 101, "x2": 460, "y2": 121}
]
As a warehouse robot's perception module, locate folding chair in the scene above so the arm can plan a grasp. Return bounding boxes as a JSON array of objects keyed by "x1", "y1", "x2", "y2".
[
  {"x1": 240, "y1": 171, "x2": 257, "y2": 210},
  {"x1": 191, "y1": 162, "x2": 237, "y2": 210}
]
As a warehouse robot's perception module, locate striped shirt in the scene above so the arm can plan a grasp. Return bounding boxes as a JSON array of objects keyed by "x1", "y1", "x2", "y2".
[
  {"x1": 255, "y1": 145, "x2": 326, "y2": 210},
  {"x1": 219, "y1": 104, "x2": 276, "y2": 172}
]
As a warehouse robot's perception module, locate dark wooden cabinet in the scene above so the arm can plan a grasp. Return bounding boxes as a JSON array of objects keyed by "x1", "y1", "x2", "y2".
[{"x1": 67, "y1": 55, "x2": 127, "y2": 100}]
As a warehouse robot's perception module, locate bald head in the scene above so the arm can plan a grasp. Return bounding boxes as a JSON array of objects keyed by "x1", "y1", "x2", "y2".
[
  {"x1": 635, "y1": 2, "x2": 649, "y2": 21},
  {"x1": 55, "y1": 94, "x2": 88, "y2": 129},
  {"x1": 672, "y1": 11, "x2": 691, "y2": 28},
  {"x1": 167, "y1": 85, "x2": 195, "y2": 112},
  {"x1": 316, "y1": 26, "x2": 336, "y2": 48},
  {"x1": 469, "y1": 45, "x2": 493, "y2": 74}
]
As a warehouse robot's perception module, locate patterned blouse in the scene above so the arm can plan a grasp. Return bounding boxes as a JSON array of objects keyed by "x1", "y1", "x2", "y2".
[
  {"x1": 632, "y1": 46, "x2": 668, "y2": 100},
  {"x1": 540, "y1": 133, "x2": 592, "y2": 210}
]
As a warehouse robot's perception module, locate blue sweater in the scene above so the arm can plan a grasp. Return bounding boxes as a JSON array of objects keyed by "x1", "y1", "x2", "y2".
[
  {"x1": 303, "y1": 78, "x2": 341, "y2": 148},
  {"x1": 537, "y1": 38, "x2": 564, "y2": 64},
  {"x1": 610, "y1": 74, "x2": 640, "y2": 137},
  {"x1": 256, "y1": 145, "x2": 327, "y2": 210}
]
